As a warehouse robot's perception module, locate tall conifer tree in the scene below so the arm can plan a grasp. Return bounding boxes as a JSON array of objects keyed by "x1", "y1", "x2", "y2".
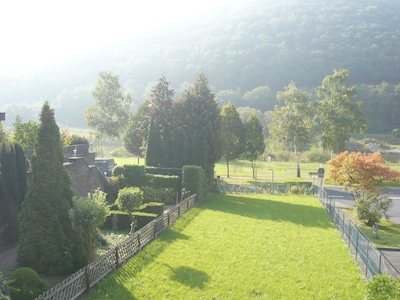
[{"x1": 18, "y1": 102, "x2": 75, "y2": 275}]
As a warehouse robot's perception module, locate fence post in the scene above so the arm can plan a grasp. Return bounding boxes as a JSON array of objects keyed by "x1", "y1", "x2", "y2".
[
  {"x1": 115, "y1": 246, "x2": 119, "y2": 268},
  {"x1": 365, "y1": 242, "x2": 369, "y2": 277},
  {"x1": 154, "y1": 220, "x2": 157, "y2": 238},
  {"x1": 138, "y1": 232, "x2": 142, "y2": 251},
  {"x1": 85, "y1": 265, "x2": 91, "y2": 292},
  {"x1": 378, "y1": 254, "x2": 382, "y2": 274},
  {"x1": 167, "y1": 211, "x2": 171, "y2": 228},
  {"x1": 355, "y1": 229, "x2": 359, "y2": 260}
]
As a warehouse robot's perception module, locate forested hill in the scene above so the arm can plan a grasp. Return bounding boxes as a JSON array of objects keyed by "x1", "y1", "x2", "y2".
[{"x1": 1, "y1": 0, "x2": 399, "y2": 128}]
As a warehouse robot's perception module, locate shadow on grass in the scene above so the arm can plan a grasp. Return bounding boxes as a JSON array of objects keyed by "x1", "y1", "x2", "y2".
[
  {"x1": 205, "y1": 194, "x2": 333, "y2": 228},
  {"x1": 163, "y1": 264, "x2": 209, "y2": 289},
  {"x1": 85, "y1": 208, "x2": 202, "y2": 299}
]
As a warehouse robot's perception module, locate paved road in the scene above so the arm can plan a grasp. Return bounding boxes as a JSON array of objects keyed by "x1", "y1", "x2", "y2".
[{"x1": 323, "y1": 186, "x2": 400, "y2": 225}]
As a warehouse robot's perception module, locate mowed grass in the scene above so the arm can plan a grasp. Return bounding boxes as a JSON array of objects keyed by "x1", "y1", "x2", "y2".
[{"x1": 85, "y1": 194, "x2": 366, "y2": 299}]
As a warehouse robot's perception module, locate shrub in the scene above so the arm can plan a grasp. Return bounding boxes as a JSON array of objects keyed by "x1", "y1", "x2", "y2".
[
  {"x1": 124, "y1": 165, "x2": 146, "y2": 187},
  {"x1": 8, "y1": 267, "x2": 49, "y2": 300},
  {"x1": 112, "y1": 165, "x2": 125, "y2": 177},
  {"x1": 182, "y1": 165, "x2": 205, "y2": 201},
  {"x1": 139, "y1": 202, "x2": 164, "y2": 216},
  {"x1": 274, "y1": 150, "x2": 291, "y2": 162},
  {"x1": 115, "y1": 187, "x2": 144, "y2": 216},
  {"x1": 365, "y1": 274, "x2": 400, "y2": 300},
  {"x1": 142, "y1": 186, "x2": 176, "y2": 204},
  {"x1": 355, "y1": 192, "x2": 393, "y2": 226},
  {"x1": 301, "y1": 148, "x2": 331, "y2": 163}
]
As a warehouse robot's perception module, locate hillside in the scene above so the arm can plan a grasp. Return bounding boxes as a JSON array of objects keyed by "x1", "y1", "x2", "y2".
[{"x1": 1, "y1": 0, "x2": 399, "y2": 129}]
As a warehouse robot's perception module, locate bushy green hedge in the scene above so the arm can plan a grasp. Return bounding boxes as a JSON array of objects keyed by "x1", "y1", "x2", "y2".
[
  {"x1": 124, "y1": 165, "x2": 146, "y2": 187},
  {"x1": 145, "y1": 166, "x2": 182, "y2": 177},
  {"x1": 8, "y1": 267, "x2": 49, "y2": 300},
  {"x1": 182, "y1": 165, "x2": 205, "y2": 201},
  {"x1": 104, "y1": 211, "x2": 158, "y2": 231},
  {"x1": 142, "y1": 186, "x2": 176, "y2": 204},
  {"x1": 139, "y1": 202, "x2": 164, "y2": 216},
  {"x1": 146, "y1": 174, "x2": 180, "y2": 190}
]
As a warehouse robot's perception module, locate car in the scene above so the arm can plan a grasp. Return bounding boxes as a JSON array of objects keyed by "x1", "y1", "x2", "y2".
[{"x1": 94, "y1": 158, "x2": 116, "y2": 176}]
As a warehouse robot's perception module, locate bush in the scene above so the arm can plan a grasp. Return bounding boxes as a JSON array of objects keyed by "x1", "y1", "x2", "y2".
[
  {"x1": 124, "y1": 165, "x2": 146, "y2": 187},
  {"x1": 274, "y1": 150, "x2": 291, "y2": 162},
  {"x1": 301, "y1": 148, "x2": 331, "y2": 163},
  {"x1": 139, "y1": 202, "x2": 164, "y2": 216},
  {"x1": 355, "y1": 192, "x2": 393, "y2": 226},
  {"x1": 115, "y1": 187, "x2": 144, "y2": 215},
  {"x1": 142, "y1": 186, "x2": 176, "y2": 204},
  {"x1": 8, "y1": 267, "x2": 49, "y2": 300},
  {"x1": 365, "y1": 274, "x2": 400, "y2": 300},
  {"x1": 112, "y1": 165, "x2": 125, "y2": 177},
  {"x1": 182, "y1": 165, "x2": 205, "y2": 201}
]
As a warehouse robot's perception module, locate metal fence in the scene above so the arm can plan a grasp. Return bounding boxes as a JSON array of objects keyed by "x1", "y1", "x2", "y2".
[
  {"x1": 35, "y1": 194, "x2": 197, "y2": 300},
  {"x1": 317, "y1": 186, "x2": 399, "y2": 279}
]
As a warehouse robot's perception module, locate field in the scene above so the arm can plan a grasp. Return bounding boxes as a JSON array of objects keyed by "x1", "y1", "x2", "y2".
[{"x1": 85, "y1": 193, "x2": 366, "y2": 300}]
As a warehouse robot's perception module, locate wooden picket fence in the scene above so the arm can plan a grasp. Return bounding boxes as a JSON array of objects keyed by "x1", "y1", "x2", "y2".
[{"x1": 35, "y1": 194, "x2": 197, "y2": 300}]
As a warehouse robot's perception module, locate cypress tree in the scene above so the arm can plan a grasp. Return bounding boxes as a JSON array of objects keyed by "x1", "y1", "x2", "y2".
[
  {"x1": 18, "y1": 102, "x2": 75, "y2": 275},
  {"x1": 0, "y1": 143, "x2": 27, "y2": 245}
]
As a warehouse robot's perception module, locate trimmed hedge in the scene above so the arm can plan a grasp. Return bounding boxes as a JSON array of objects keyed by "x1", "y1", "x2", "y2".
[
  {"x1": 182, "y1": 165, "x2": 205, "y2": 201},
  {"x1": 146, "y1": 174, "x2": 180, "y2": 190},
  {"x1": 124, "y1": 165, "x2": 146, "y2": 187},
  {"x1": 145, "y1": 166, "x2": 182, "y2": 177},
  {"x1": 139, "y1": 202, "x2": 164, "y2": 216},
  {"x1": 104, "y1": 211, "x2": 158, "y2": 231}
]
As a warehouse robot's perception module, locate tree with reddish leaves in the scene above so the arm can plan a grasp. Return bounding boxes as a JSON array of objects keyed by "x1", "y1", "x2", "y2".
[{"x1": 328, "y1": 151, "x2": 400, "y2": 225}]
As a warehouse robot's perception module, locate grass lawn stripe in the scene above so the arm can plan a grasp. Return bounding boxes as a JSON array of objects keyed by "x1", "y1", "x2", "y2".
[{"x1": 85, "y1": 194, "x2": 366, "y2": 299}]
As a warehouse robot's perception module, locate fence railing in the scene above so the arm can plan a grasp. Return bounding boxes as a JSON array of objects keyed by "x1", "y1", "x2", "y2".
[
  {"x1": 317, "y1": 186, "x2": 399, "y2": 279},
  {"x1": 35, "y1": 194, "x2": 197, "y2": 300}
]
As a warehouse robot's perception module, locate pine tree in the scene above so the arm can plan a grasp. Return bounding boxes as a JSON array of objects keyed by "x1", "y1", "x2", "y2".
[{"x1": 18, "y1": 102, "x2": 76, "y2": 275}]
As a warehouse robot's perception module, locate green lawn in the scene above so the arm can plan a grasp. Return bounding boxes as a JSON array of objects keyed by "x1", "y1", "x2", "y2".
[{"x1": 85, "y1": 194, "x2": 366, "y2": 299}]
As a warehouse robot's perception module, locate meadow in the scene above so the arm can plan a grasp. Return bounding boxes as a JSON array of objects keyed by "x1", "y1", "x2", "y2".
[{"x1": 85, "y1": 193, "x2": 366, "y2": 299}]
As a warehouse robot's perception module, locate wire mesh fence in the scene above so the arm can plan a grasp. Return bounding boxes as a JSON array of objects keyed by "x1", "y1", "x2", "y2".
[{"x1": 317, "y1": 186, "x2": 399, "y2": 279}]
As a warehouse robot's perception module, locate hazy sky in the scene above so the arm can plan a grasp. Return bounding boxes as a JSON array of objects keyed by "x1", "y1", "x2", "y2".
[{"x1": 0, "y1": 0, "x2": 230, "y2": 75}]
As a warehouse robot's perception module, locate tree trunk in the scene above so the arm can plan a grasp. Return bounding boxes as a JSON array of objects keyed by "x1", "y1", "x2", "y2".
[
  {"x1": 295, "y1": 145, "x2": 301, "y2": 177},
  {"x1": 226, "y1": 159, "x2": 230, "y2": 178}
]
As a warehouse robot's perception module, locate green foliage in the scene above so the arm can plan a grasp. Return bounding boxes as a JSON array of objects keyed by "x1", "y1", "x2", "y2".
[
  {"x1": 355, "y1": 192, "x2": 393, "y2": 226},
  {"x1": 146, "y1": 74, "x2": 175, "y2": 167},
  {"x1": 11, "y1": 116, "x2": 39, "y2": 153},
  {"x1": 105, "y1": 175, "x2": 124, "y2": 204},
  {"x1": 301, "y1": 147, "x2": 331, "y2": 163},
  {"x1": 244, "y1": 113, "x2": 265, "y2": 178},
  {"x1": 69, "y1": 134, "x2": 89, "y2": 145},
  {"x1": 116, "y1": 187, "x2": 144, "y2": 215},
  {"x1": 69, "y1": 190, "x2": 110, "y2": 262},
  {"x1": 123, "y1": 165, "x2": 146, "y2": 187},
  {"x1": 0, "y1": 123, "x2": 9, "y2": 144},
  {"x1": 9, "y1": 267, "x2": 49, "y2": 300},
  {"x1": 316, "y1": 69, "x2": 366, "y2": 153},
  {"x1": 141, "y1": 186, "x2": 176, "y2": 204},
  {"x1": 220, "y1": 102, "x2": 245, "y2": 177},
  {"x1": 112, "y1": 165, "x2": 125, "y2": 177},
  {"x1": 365, "y1": 274, "x2": 400, "y2": 300},
  {"x1": 0, "y1": 142, "x2": 27, "y2": 245},
  {"x1": 182, "y1": 165, "x2": 205, "y2": 201},
  {"x1": 139, "y1": 202, "x2": 164, "y2": 216},
  {"x1": 85, "y1": 72, "x2": 132, "y2": 157},
  {"x1": 18, "y1": 102, "x2": 76, "y2": 275},
  {"x1": 0, "y1": 271, "x2": 9, "y2": 300},
  {"x1": 145, "y1": 174, "x2": 180, "y2": 190}
]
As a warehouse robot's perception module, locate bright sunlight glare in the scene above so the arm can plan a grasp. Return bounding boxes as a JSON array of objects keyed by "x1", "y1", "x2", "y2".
[{"x1": 0, "y1": 0, "x2": 230, "y2": 74}]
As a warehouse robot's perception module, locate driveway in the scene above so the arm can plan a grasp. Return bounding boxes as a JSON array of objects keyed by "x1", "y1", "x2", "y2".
[{"x1": 322, "y1": 186, "x2": 400, "y2": 225}]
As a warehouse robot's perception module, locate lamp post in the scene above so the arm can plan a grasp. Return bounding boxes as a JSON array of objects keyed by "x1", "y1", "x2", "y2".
[{"x1": 267, "y1": 156, "x2": 274, "y2": 192}]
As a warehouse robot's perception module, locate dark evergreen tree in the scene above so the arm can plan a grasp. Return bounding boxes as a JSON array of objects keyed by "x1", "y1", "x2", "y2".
[
  {"x1": 174, "y1": 72, "x2": 223, "y2": 190},
  {"x1": 0, "y1": 143, "x2": 27, "y2": 245},
  {"x1": 145, "y1": 74, "x2": 175, "y2": 167},
  {"x1": 18, "y1": 102, "x2": 76, "y2": 275}
]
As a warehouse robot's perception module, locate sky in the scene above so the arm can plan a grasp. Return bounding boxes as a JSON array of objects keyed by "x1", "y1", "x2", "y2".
[{"x1": 0, "y1": 0, "x2": 230, "y2": 75}]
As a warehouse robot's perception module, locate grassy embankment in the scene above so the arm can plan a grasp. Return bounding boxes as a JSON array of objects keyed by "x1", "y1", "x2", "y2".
[{"x1": 86, "y1": 193, "x2": 366, "y2": 300}]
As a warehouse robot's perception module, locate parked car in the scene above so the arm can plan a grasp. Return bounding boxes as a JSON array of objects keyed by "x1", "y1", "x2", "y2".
[{"x1": 95, "y1": 158, "x2": 116, "y2": 176}]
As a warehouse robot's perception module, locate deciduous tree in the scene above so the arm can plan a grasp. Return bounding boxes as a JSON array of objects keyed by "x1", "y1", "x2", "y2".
[
  {"x1": 244, "y1": 113, "x2": 265, "y2": 179},
  {"x1": 327, "y1": 151, "x2": 400, "y2": 225},
  {"x1": 316, "y1": 69, "x2": 366, "y2": 155},
  {"x1": 269, "y1": 82, "x2": 316, "y2": 177},
  {"x1": 220, "y1": 102, "x2": 245, "y2": 177},
  {"x1": 85, "y1": 72, "x2": 132, "y2": 157}
]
